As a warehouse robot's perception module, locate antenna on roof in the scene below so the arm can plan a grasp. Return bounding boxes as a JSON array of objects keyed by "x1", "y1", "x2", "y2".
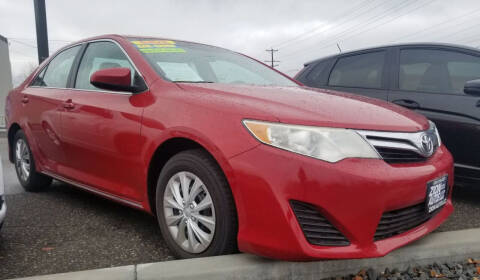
[{"x1": 336, "y1": 43, "x2": 342, "y2": 53}]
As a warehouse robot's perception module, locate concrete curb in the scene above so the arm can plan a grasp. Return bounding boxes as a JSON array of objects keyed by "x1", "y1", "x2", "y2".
[
  {"x1": 13, "y1": 265, "x2": 135, "y2": 280},
  {"x1": 12, "y1": 228, "x2": 480, "y2": 280}
]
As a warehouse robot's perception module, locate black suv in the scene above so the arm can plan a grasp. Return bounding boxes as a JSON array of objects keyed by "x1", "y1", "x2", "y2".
[{"x1": 296, "y1": 43, "x2": 480, "y2": 186}]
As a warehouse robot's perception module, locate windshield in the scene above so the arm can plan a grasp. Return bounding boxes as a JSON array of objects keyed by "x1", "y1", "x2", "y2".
[{"x1": 130, "y1": 39, "x2": 297, "y2": 87}]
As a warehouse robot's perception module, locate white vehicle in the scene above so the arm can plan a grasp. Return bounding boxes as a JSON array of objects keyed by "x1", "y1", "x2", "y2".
[{"x1": 0, "y1": 159, "x2": 5, "y2": 230}]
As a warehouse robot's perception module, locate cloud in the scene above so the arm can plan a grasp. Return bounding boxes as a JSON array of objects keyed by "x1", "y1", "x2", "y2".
[{"x1": 1, "y1": 0, "x2": 479, "y2": 81}]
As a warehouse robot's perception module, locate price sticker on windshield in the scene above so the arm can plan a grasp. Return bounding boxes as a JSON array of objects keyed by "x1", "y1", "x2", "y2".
[{"x1": 131, "y1": 40, "x2": 186, "y2": 53}]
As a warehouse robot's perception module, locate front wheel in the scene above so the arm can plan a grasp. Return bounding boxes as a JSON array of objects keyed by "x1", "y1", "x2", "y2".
[
  {"x1": 156, "y1": 150, "x2": 237, "y2": 258},
  {"x1": 13, "y1": 130, "x2": 52, "y2": 192}
]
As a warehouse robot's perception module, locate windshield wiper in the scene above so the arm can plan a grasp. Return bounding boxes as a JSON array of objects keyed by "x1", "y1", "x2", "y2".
[{"x1": 173, "y1": 80, "x2": 214, "y2": 83}]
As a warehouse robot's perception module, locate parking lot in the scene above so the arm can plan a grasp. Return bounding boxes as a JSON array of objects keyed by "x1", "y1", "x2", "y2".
[{"x1": 0, "y1": 137, "x2": 479, "y2": 280}]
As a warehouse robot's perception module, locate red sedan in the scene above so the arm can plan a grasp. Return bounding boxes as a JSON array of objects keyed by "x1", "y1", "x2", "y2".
[{"x1": 5, "y1": 35, "x2": 453, "y2": 260}]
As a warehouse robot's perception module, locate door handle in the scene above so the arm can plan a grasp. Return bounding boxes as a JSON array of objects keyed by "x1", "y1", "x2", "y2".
[
  {"x1": 21, "y1": 96, "x2": 29, "y2": 104},
  {"x1": 63, "y1": 99, "x2": 75, "y2": 110},
  {"x1": 392, "y1": 99, "x2": 420, "y2": 109},
  {"x1": 476, "y1": 100, "x2": 480, "y2": 107}
]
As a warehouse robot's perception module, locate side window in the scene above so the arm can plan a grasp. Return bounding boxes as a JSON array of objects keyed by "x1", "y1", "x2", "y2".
[
  {"x1": 31, "y1": 67, "x2": 47, "y2": 86},
  {"x1": 399, "y1": 49, "x2": 480, "y2": 94},
  {"x1": 328, "y1": 51, "x2": 386, "y2": 89},
  {"x1": 448, "y1": 61, "x2": 480, "y2": 92},
  {"x1": 32, "y1": 45, "x2": 81, "y2": 88},
  {"x1": 75, "y1": 41, "x2": 136, "y2": 90},
  {"x1": 304, "y1": 60, "x2": 330, "y2": 86}
]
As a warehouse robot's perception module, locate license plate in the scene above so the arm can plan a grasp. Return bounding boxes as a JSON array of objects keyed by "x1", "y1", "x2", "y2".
[{"x1": 426, "y1": 175, "x2": 448, "y2": 214}]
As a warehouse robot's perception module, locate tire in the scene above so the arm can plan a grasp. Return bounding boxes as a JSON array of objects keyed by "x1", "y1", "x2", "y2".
[
  {"x1": 156, "y1": 149, "x2": 237, "y2": 259},
  {"x1": 13, "y1": 130, "x2": 52, "y2": 192}
]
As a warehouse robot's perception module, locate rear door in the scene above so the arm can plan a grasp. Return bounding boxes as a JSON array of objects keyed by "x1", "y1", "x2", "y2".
[
  {"x1": 321, "y1": 49, "x2": 391, "y2": 101},
  {"x1": 388, "y1": 47, "x2": 480, "y2": 183},
  {"x1": 22, "y1": 45, "x2": 82, "y2": 172},
  {"x1": 59, "y1": 40, "x2": 147, "y2": 201}
]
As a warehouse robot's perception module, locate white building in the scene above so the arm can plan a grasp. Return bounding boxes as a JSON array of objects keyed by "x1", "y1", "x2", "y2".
[{"x1": 0, "y1": 35, "x2": 12, "y2": 127}]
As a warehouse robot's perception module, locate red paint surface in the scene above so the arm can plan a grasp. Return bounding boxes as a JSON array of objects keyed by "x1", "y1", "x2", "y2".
[{"x1": 5, "y1": 35, "x2": 453, "y2": 260}]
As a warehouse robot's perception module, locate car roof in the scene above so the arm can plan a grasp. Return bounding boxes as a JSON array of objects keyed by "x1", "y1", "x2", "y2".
[
  {"x1": 65, "y1": 34, "x2": 228, "y2": 52},
  {"x1": 304, "y1": 42, "x2": 480, "y2": 66}
]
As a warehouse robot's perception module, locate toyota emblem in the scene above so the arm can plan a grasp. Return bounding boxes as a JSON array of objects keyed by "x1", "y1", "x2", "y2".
[{"x1": 421, "y1": 134, "x2": 434, "y2": 157}]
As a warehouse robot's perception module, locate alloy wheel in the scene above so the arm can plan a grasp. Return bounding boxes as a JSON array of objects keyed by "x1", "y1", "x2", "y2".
[
  {"x1": 163, "y1": 171, "x2": 216, "y2": 254},
  {"x1": 15, "y1": 139, "x2": 30, "y2": 182}
]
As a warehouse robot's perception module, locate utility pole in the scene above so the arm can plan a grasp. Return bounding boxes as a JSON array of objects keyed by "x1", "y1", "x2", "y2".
[
  {"x1": 33, "y1": 0, "x2": 49, "y2": 63},
  {"x1": 265, "y1": 48, "x2": 279, "y2": 68}
]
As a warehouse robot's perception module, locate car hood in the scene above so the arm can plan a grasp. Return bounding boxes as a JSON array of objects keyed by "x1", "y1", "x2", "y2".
[{"x1": 177, "y1": 83, "x2": 429, "y2": 132}]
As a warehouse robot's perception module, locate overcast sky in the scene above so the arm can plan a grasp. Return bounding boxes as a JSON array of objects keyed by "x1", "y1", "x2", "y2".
[{"x1": 1, "y1": 0, "x2": 480, "y2": 85}]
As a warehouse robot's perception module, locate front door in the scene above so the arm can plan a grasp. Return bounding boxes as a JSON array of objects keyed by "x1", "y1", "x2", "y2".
[
  {"x1": 59, "y1": 41, "x2": 148, "y2": 201},
  {"x1": 388, "y1": 47, "x2": 480, "y2": 184}
]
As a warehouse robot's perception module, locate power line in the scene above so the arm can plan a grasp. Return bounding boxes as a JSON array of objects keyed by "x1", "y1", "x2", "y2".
[
  {"x1": 265, "y1": 48, "x2": 280, "y2": 68},
  {"x1": 277, "y1": 0, "x2": 418, "y2": 59},
  {"x1": 424, "y1": 23, "x2": 480, "y2": 45},
  {"x1": 312, "y1": 0, "x2": 418, "y2": 46},
  {"x1": 8, "y1": 37, "x2": 72, "y2": 43},
  {"x1": 393, "y1": 7, "x2": 480, "y2": 42},
  {"x1": 451, "y1": 34, "x2": 480, "y2": 46},
  {"x1": 9, "y1": 38, "x2": 38, "y2": 48},
  {"x1": 9, "y1": 49, "x2": 36, "y2": 58},
  {"x1": 281, "y1": 0, "x2": 437, "y2": 60},
  {"x1": 272, "y1": 0, "x2": 376, "y2": 49},
  {"x1": 273, "y1": 0, "x2": 399, "y2": 50},
  {"x1": 8, "y1": 37, "x2": 72, "y2": 52},
  {"x1": 290, "y1": 0, "x2": 417, "y2": 53}
]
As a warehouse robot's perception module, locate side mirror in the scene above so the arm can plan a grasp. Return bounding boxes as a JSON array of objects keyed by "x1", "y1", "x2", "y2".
[
  {"x1": 464, "y1": 79, "x2": 480, "y2": 96},
  {"x1": 90, "y1": 67, "x2": 135, "y2": 93}
]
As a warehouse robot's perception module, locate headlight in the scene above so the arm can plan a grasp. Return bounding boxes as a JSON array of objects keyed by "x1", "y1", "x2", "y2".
[{"x1": 243, "y1": 120, "x2": 380, "y2": 163}]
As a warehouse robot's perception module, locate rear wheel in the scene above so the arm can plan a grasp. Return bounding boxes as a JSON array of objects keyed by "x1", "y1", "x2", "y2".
[
  {"x1": 13, "y1": 130, "x2": 52, "y2": 192},
  {"x1": 156, "y1": 149, "x2": 237, "y2": 258}
]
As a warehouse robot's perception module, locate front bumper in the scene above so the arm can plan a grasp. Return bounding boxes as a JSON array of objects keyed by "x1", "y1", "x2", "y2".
[{"x1": 228, "y1": 144, "x2": 454, "y2": 260}]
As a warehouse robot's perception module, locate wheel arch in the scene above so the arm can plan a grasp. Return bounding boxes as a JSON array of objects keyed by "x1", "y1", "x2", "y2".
[
  {"x1": 7, "y1": 123, "x2": 22, "y2": 163},
  {"x1": 146, "y1": 136, "x2": 237, "y2": 217}
]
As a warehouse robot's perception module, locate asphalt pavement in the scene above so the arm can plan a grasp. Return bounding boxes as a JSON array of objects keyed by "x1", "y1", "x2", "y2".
[
  {"x1": 0, "y1": 137, "x2": 479, "y2": 279},
  {"x1": 0, "y1": 138, "x2": 173, "y2": 279}
]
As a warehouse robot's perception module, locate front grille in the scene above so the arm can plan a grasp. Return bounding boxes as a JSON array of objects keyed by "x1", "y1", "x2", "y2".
[
  {"x1": 374, "y1": 202, "x2": 439, "y2": 241},
  {"x1": 356, "y1": 122, "x2": 440, "y2": 165},
  {"x1": 375, "y1": 147, "x2": 425, "y2": 164},
  {"x1": 290, "y1": 201, "x2": 350, "y2": 246}
]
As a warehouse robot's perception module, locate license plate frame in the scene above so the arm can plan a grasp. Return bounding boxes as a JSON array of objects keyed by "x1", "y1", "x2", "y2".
[{"x1": 426, "y1": 175, "x2": 448, "y2": 214}]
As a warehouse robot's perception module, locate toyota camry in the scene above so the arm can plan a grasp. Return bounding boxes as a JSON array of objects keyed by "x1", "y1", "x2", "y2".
[{"x1": 5, "y1": 35, "x2": 453, "y2": 260}]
